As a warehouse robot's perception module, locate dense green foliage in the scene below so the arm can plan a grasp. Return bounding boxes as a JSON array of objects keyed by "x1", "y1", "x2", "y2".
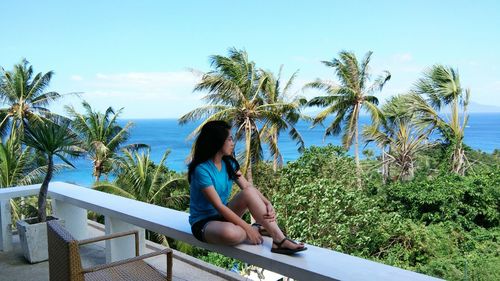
[
  {"x1": 383, "y1": 173, "x2": 499, "y2": 230},
  {"x1": 252, "y1": 145, "x2": 500, "y2": 280}
]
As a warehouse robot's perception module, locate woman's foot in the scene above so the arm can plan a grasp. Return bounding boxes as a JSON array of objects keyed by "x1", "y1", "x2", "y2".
[{"x1": 271, "y1": 237, "x2": 307, "y2": 255}]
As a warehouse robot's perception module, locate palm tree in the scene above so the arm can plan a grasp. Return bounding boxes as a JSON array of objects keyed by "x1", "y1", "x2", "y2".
[
  {"x1": 0, "y1": 131, "x2": 70, "y2": 188},
  {"x1": 408, "y1": 65, "x2": 470, "y2": 175},
  {"x1": 95, "y1": 148, "x2": 188, "y2": 208},
  {"x1": 0, "y1": 132, "x2": 35, "y2": 188},
  {"x1": 260, "y1": 67, "x2": 306, "y2": 171},
  {"x1": 305, "y1": 51, "x2": 391, "y2": 180},
  {"x1": 1, "y1": 131, "x2": 70, "y2": 221},
  {"x1": 180, "y1": 48, "x2": 303, "y2": 183},
  {"x1": 22, "y1": 117, "x2": 83, "y2": 222},
  {"x1": 1, "y1": 132, "x2": 39, "y2": 222},
  {"x1": 94, "y1": 148, "x2": 189, "y2": 245},
  {"x1": 363, "y1": 95, "x2": 432, "y2": 182},
  {"x1": 66, "y1": 101, "x2": 135, "y2": 182},
  {"x1": 0, "y1": 59, "x2": 69, "y2": 136}
]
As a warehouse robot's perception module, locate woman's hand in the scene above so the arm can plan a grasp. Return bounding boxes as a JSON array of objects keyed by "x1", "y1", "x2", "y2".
[
  {"x1": 263, "y1": 201, "x2": 276, "y2": 223},
  {"x1": 245, "y1": 225, "x2": 263, "y2": 245}
]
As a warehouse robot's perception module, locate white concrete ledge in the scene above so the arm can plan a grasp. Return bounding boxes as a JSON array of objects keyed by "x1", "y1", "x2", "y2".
[
  {"x1": 0, "y1": 182, "x2": 442, "y2": 281},
  {"x1": 0, "y1": 184, "x2": 41, "y2": 200}
]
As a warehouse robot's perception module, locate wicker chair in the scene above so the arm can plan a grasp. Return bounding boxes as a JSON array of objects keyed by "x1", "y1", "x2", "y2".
[{"x1": 47, "y1": 220, "x2": 172, "y2": 281}]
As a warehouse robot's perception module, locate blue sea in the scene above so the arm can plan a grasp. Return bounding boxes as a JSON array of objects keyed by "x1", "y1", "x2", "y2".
[{"x1": 53, "y1": 113, "x2": 500, "y2": 187}]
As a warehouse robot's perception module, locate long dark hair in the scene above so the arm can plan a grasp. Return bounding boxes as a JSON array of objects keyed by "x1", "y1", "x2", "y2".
[{"x1": 188, "y1": 120, "x2": 240, "y2": 183}]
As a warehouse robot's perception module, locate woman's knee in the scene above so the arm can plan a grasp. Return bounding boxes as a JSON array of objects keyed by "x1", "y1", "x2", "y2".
[
  {"x1": 241, "y1": 187, "x2": 258, "y2": 199},
  {"x1": 221, "y1": 226, "x2": 246, "y2": 245}
]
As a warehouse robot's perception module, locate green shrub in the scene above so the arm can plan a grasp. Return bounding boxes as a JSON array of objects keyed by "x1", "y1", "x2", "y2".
[
  {"x1": 383, "y1": 171, "x2": 500, "y2": 229},
  {"x1": 199, "y1": 252, "x2": 246, "y2": 272},
  {"x1": 270, "y1": 145, "x2": 381, "y2": 255}
]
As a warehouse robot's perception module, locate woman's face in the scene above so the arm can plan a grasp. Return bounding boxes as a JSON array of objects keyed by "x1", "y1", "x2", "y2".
[{"x1": 220, "y1": 131, "x2": 234, "y2": 156}]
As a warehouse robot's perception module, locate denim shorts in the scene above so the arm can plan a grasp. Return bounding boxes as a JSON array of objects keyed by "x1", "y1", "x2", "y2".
[{"x1": 191, "y1": 215, "x2": 227, "y2": 242}]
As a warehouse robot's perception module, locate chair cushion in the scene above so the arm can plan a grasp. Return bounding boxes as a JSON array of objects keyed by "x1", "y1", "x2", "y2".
[{"x1": 84, "y1": 260, "x2": 165, "y2": 281}]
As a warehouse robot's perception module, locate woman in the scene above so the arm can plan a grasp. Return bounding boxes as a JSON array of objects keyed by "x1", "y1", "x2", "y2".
[{"x1": 188, "y1": 120, "x2": 306, "y2": 255}]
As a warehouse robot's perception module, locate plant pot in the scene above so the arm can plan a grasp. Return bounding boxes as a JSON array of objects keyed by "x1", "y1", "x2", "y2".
[{"x1": 16, "y1": 216, "x2": 63, "y2": 263}]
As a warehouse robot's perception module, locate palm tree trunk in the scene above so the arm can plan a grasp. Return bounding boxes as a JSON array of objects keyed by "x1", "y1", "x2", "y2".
[
  {"x1": 94, "y1": 170, "x2": 101, "y2": 182},
  {"x1": 381, "y1": 148, "x2": 388, "y2": 184},
  {"x1": 354, "y1": 115, "x2": 361, "y2": 187},
  {"x1": 451, "y1": 99, "x2": 466, "y2": 176},
  {"x1": 245, "y1": 121, "x2": 254, "y2": 185},
  {"x1": 355, "y1": 124, "x2": 360, "y2": 168},
  {"x1": 20, "y1": 197, "x2": 25, "y2": 220},
  {"x1": 37, "y1": 154, "x2": 53, "y2": 223},
  {"x1": 409, "y1": 161, "x2": 415, "y2": 180},
  {"x1": 273, "y1": 155, "x2": 278, "y2": 172},
  {"x1": 272, "y1": 132, "x2": 280, "y2": 172},
  {"x1": 246, "y1": 160, "x2": 253, "y2": 185},
  {"x1": 452, "y1": 142, "x2": 465, "y2": 176},
  {"x1": 94, "y1": 161, "x2": 102, "y2": 182}
]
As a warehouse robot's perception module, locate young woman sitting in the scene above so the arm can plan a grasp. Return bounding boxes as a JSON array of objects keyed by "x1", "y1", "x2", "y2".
[{"x1": 188, "y1": 120, "x2": 307, "y2": 255}]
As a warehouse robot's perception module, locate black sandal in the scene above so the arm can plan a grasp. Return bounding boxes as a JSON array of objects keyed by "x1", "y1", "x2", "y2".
[
  {"x1": 251, "y1": 223, "x2": 287, "y2": 237},
  {"x1": 271, "y1": 237, "x2": 307, "y2": 255}
]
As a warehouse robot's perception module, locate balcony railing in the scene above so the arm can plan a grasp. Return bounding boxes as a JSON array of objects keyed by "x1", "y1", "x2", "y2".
[{"x1": 0, "y1": 182, "x2": 442, "y2": 281}]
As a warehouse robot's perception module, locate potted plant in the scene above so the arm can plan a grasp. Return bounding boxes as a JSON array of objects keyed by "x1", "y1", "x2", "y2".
[{"x1": 16, "y1": 117, "x2": 82, "y2": 263}]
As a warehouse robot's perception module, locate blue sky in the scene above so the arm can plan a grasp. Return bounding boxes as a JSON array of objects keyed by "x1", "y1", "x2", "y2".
[{"x1": 1, "y1": 1, "x2": 499, "y2": 118}]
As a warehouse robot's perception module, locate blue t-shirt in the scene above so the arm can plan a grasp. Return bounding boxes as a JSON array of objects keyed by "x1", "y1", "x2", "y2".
[{"x1": 189, "y1": 160, "x2": 234, "y2": 225}]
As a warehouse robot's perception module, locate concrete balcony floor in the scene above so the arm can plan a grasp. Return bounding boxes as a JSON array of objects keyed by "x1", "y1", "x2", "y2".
[{"x1": 0, "y1": 221, "x2": 247, "y2": 281}]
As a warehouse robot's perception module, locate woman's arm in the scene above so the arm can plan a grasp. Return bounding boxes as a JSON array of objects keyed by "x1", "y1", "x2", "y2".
[{"x1": 201, "y1": 186, "x2": 263, "y2": 244}]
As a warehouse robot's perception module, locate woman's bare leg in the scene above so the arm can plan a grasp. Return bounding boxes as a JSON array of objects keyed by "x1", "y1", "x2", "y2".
[
  {"x1": 203, "y1": 221, "x2": 246, "y2": 245},
  {"x1": 228, "y1": 188, "x2": 304, "y2": 250}
]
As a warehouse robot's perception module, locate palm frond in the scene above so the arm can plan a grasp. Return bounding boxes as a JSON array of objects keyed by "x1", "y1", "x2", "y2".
[{"x1": 93, "y1": 182, "x2": 136, "y2": 199}]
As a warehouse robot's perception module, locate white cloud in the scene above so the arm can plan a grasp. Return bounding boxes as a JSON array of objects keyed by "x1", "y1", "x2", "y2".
[
  {"x1": 91, "y1": 71, "x2": 199, "y2": 92},
  {"x1": 70, "y1": 75, "x2": 83, "y2": 81},
  {"x1": 50, "y1": 71, "x2": 205, "y2": 119},
  {"x1": 392, "y1": 53, "x2": 413, "y2": 63}
]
